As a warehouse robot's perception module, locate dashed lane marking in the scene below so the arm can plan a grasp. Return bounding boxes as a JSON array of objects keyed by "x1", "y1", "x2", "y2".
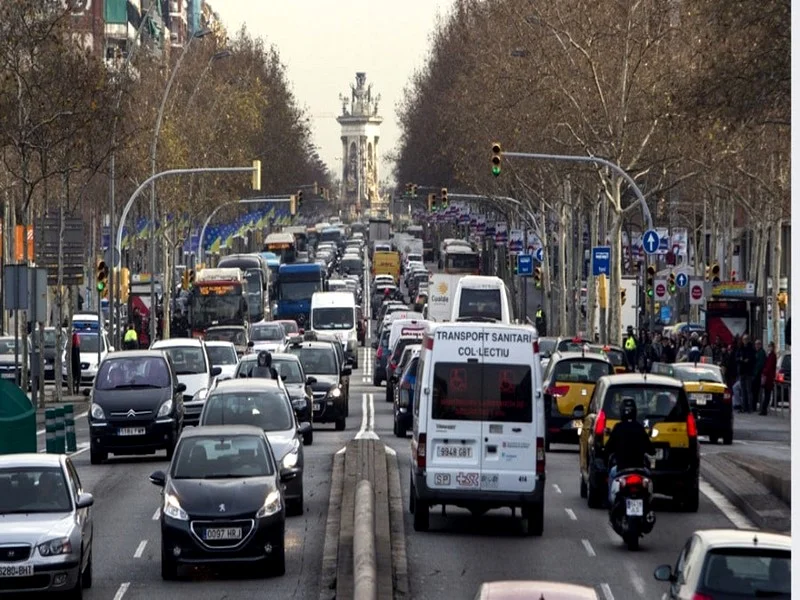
[
  {"x1": 133, "y1": 540, "x2": 147, "y2": 558},
  {"x1": 552, "y1": 484, "x2": 562, "y2": 494},
  {"x1": 113, "y1": 582, "x2": 131, "y2": 600},
  {"x1": 152, "y1": 508, "x2": 160, "y2": 520},
  {"x1": 600, "y1": 583, "x2": 615, "y2": 600},
  {"x1": 355, "y1": 392, "x2": 378, "y2": 440},
  {"x1": 581, "y1": 539, "x2": 596, "y2": 557},
  {"x1": 565, "y1": 508, "x2": 577, "y2": 521}
]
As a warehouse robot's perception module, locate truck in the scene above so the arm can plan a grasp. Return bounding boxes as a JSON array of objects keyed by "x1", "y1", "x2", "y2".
[
  {"x1": 426, "y1": 273, "x2": 464, "y2": 322},
  {"x1": 188, "y1": 268, "x2": 248, "y2": 337},
  {"x1": 371, "y1": 250, "x2": 401, "y2": 284},
  {"x1": 274, "y1": 263, "x2": 326, "y2": 327},
  {"x1": 368, "y1": 217, "x2": 391, "y2": 243}
]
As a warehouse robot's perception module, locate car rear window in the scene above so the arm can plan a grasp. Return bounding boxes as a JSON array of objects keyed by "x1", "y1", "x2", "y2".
[
  {"x1": 432, "y1": 363, "x2": 532, "y2": 422},
  {"x1": 552, "y1": 359, "x2": 613, "y2": 383},
  {"x1": 457, "y1": 289, "x2": 501, "y2": 321},
  {"x1": 538, "y1": 339, "x2": 557, "y2": 357},
  {"x1": 672, "y1": 365, "x2": 724, "y2": 384},
  {"x1": 701, "y1": 548, "x2": 790, "y2": 596},
  {"x1": 602, "y1": 385, "x2": 689, "y2": 422}
]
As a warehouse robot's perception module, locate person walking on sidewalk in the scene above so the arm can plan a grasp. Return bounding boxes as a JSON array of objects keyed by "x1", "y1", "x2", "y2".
[
  {"x1": 70, "y1": 331, "x2": 81, "y2": 394},
  {"x1": 752, "y1": 340, "x2": 766, "y2": 413},
  {"x1": 760, "y1": 342, "x2": 778, "y2": 415},
  {"x1": 737, "y1": 334, "x2": 756, "y2": 412}
]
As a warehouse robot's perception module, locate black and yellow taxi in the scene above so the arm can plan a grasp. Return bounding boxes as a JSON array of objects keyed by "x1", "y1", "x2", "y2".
[
  {"x1": 651, "y1": 360, "x2": 733, "y2": 445},
  {"x1": 577, "y1": 373, "x2": 699, "y2": 511},
  {"x1": 586, "y1": 344, "x2": 628, "y2": 374},
  {"x1": 539, "y1": 336, "x2": 592, "y2": 371},
  {"x1": 542, "y1": 350, "x2": 615, "y2": 450}
]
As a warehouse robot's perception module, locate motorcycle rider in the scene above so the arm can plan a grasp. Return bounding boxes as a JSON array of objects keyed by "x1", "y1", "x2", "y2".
[
  {"x1": 251, "y1": 350, "x2": 279, "y2": 380},
  {"x1": 605, "y1": 397, "x2": 655, "y2": 504}
]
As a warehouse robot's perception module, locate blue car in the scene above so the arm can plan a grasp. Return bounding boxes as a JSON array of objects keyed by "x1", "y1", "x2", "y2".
[{"x1": 393, "y1": 353, "x2": 419, "y2": 437}]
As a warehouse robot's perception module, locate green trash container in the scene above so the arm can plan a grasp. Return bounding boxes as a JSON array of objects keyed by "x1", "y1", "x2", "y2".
[{"x1": 0, "y1": 380, "x2": 37, "y2": 454}]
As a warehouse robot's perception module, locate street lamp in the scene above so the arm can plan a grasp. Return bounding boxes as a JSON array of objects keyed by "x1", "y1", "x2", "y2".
[
  {"x1": 148, "y1": 27, "x2": 212, "y2": 343},
  {"x1": 186, "y1": 49, "x2": 232, "y2": 109}
]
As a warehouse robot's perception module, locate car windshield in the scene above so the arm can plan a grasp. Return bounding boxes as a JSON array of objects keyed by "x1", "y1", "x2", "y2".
[
  {"x1": 552, "y1": 359, "x2": 613, "y2": 383},
  {"x1": 270, "y1": 358, "x2": 304, "y2": 383},
  {"x1": 206, "y1": 345, "x2": 238, "y2": 366},
  {"x1": 702, "y1": 548, "x2": 790, "y2": 597},
  {"x1": 158, "y1": 346, "x2": 207, "y2": 375},
  {"x1": 77, "y1": 333, "x2": 101, "y2": 353},
  {"x1": 312, "y1": 307, "x2": 354, "y2": 330},
  {"x1": 286, "y1": 346, "x2": 338, "y2": 374},
  {"x1": 172, "y1": 435, "x2": 273, "y2": 479},
  {"x1": 603, "y1": 385, "x2": 689, "y2": 422},
  {"x1": 673, "y1": 366, "x2": 724, "y2": 384},
  {"x1": 0, "y1": 339, "x2": 14, "y2": 355},
  {"x1": 250, "y1": 325, "x2": 285, "y2": 341},
  {"x1": 278, "y1": 321, "x2": 299, "y2": 336},
  {"x1": 205, "y1": 328, "x2": 247, "y2": 346},
  {"x1": 31, "y1": 330, "x2": 59, "y2": 347},
  {"x1": 96, "y1": 357, "x2": 170, "y2": 390},
  {"x1": 0, "y1": 467, "x2": 72, "y2": 513},
  {"x1": 341, "y1": 259, "x2": 363, "y2": 272},
  {"x1": 202, "y1": 391, "x2": 293, "y2": 431},
  {"x1": 279, "y1": 281, "x2": 323, "y2": 301},
  {"x1": 457, "y1": 288, "x2": 502, "y2": 321}
]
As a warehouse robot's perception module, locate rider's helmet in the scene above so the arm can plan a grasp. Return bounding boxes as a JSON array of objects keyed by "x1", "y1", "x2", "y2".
[
  {"x1": 620, "y1": 397, "x2": 637, "y2": 422},
  {"x1": 257, "y1": 350, "x2": 270, "y2": 367}
]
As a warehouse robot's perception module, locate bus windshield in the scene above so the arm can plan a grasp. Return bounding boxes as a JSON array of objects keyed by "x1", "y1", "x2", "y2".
[
  {"x1": 446, "y1": 251, "x2": 479, "y2": 274},
  {"x1": 279, "y1": 280, "x2": 323, "y2": 301},
  {"x1": 244, "y1": 270, "x2": 265, "y2": 321},
  {"x1": 190, "y1": 286, "x2": 246, "y2": 330}
]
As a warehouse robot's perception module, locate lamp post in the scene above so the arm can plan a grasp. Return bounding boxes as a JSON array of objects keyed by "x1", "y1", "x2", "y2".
[
  {"x1": 148, "y1": 28, "x2": 212, "y2": 343},
  {"x1": 186, "y1": 50, "x2": 232, "y2": 109}
]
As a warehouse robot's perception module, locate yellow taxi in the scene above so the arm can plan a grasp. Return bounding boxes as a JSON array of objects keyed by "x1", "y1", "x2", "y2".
[
  {"x1": 587, "y1": 344, "x2": 628, "y2": 374},
  {"x1": 542, "y1": 350, "x2": 615, "y2": 450},
  {"x1": 577, "y1": 373, "x2": 699, "y2": 511},
  {"x1": 651, "y1": 360, "x2": 733, "y2": 445}
]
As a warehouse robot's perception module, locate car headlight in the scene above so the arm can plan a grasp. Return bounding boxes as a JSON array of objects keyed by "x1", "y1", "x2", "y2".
[
  {"x1": 327, "y1": 387, "x2": 341, "y2": 399},
  {"x1": 291, "y1": 398, "x2": 306, "y2": 410},
  {"x1": 281, "y1": 441, "x2": 300, "y2": 469},
  {"x1": 38, "y1": 537, "x2": 72, "y2": 557},
  {"x1": 157, "y1": 399, "x2": 173, "y2": 418},
  {"x1": 90, "y1": 403, "x2": 105, "y2": 420},
  {"x1": 256, "y1": 489, "x2": 282, "y2": 518},
  {"x1": 192, "y1": 388, "x2": 208, "y2": 402},
  {"x1": 163, "y1": 494, "x2": 188, "y2": 521}
]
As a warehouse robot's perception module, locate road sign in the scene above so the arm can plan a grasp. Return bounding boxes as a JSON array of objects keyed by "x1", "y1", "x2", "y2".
[
  {"x1": 654, "y1": 280, "x2": 668, "y2": 300},
  {"x1": 642, "y1": 229, "x2": 659, "y2": 255},
  {"x1": 591, "y1": 246, "x2": 611, "y2": 277},
  {"x1": 689, "y1": 278, "x2": 705, "y2": 306},
  {"x1": 534, "y1": 247, "x2": 544, "y2": 262},
  {"x1": 675, "y1": 272, "x2": 689, "y2": 288},
  {"x1": 34, "y1": 215, "x2": 85, "y2": 285},
  {"x1": 517, "y1": 254, "x2": 533, "y2": 276}
]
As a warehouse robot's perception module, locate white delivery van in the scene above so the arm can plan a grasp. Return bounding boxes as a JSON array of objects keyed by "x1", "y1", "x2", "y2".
[
  {"x1": 451, "y1": 275, "x2": 515, "y2": 323},
  {"x1": 310, "y1": 291, "x2": 359, "y2": 368},
  {"x1": 388, "y1": 318, "x2": 426, "y2": 352},
  {"x1": 410, "y1": 322, "x2": 545, "y2": 535},
  {"x1": 427, "y1": 274, "x2": 463, "y2": 322}
]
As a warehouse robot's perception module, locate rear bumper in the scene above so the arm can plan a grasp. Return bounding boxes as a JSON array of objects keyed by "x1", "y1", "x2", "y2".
[
  {"x1": 413, "y1": 470, "x2": 545, "y2": 507},
  {"x1": 546, "y1": 414, "x2": 580, "y2": 444},
  {"x1": 90, "y1": 419, "x2": 177, "y2": 454},
  {"x1": 591, "y1": 459, "x2": 698, "y2": 496},
  {"x1": 311, "y1": 395, "x2": 346, "y2": 423}
]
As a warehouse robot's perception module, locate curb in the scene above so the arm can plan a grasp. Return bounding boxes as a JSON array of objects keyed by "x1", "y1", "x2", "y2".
[
  {"x1": 353, "y1": 479, "x2": 377, "y2": 600},
  {"x1": 319, "y1": 450, "x2": 345, "y2": 600},
  {"x1": 385, "y1": 447, "x2": 409, "y2": 599}
]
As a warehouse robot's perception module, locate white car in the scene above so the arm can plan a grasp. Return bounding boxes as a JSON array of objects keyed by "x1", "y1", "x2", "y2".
[
  {"x1": 203, "y1": 341, "x2": 239, "y2": 380},
  {"x1": 249, "y1": 322, "x2": 287, "y2": 353},
  {"x1": 149, "y1": 338, "x2": 220, "y2": 398},
  {"x1": 62, "y1": 329, "x2": 114, "y2": 388}
]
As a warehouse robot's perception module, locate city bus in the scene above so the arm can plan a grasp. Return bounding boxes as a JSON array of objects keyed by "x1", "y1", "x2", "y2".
[
  {"x1": 264, "y1": 232, "x2": 297, "y2": 264},
  {"x1": 189, "y1": 268, "x2": 249, "y2": 337},
  {"x1": 217, "y1": 254, "x2": 270, "y2": 323},
  {"x1": 283, "y1": 226, "x2": 309, "y2": 253},
  {"x1": 442, "y1": 245, "x2": 480, "y2": 275}
]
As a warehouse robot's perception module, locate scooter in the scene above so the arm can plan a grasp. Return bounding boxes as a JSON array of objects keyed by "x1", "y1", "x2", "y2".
[{"x1": 608, "y1": 456, "x2": 656, "y2": 550}]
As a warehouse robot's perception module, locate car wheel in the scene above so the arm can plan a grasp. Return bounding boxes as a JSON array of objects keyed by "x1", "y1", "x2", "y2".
[
  {"x1": 160, "y1": 544, "x2": 178, "y2": 580},
  {"x1": 81, "y1": 551, "x2": 92, "y2": 589},
  {"x1": 587, "y1": 467, "x2": 603, "y2": 509},
  {"x1": 303, "y1": 430, "x2": 313, "y2": 446},
  {"x1": 579, "y1": 475, "x2": 588, "y2": 499},
  {"x1": 89, "y1": 444, "x2": 106, "y2": 466},
  {"x1": 335, "y1": 418, "x2": 346, "y2": 431},
  {"x1": 385, "y1": 386, "x2": 392, "y2": 403},
  {"x1": 288, "y1": 496, "x2": 304, "y2": 517},
  {"x1": 271, "y1": 541, "x2": 286, "y2": 577},
  {"x1": 413, "y1": 500, "x2": 429, "y2": 532},
  {"x1": 353, "y1": 359, "x2": 359, "y2": 370},
  {"x1": 372, "y1": 374, "x2": 381, "y2": 386},
  {"x1": 165, "y1": 437, "x2": 177, "y2": 461},
  {"x1": 722, "y1": 429, "x2": 733, "y2": 445},
  {"x1": 681, "y1": 485, "x2": 700, "y2": 513},
  {"x1": 523, "y1": 501, "x2": 544, "y2": 536},
  {"x1": 409, "y1": 474, "x2": 416, "y2": 514}
]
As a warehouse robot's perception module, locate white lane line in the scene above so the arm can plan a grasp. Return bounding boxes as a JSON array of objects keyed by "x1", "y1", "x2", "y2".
[
  {"x1": 600, "y1": 583, "x2": 615, "y2": 600},
  {"x1": 552, "y1": 484, "x2": 562, "y2": 494},
  {"x1": 355, "y1": 392, "x2": 378, "y2": 440},
  {"x1": 38, "y1": 442, "x2": 89, "y2": 456},
  {"x1": 37, "y1": 410, "x2": 89, "y2": 436},
  {"x1": 626, "y1": 563, "x2": 646, "y2": 595},
  {"x1": 336, "y1": 446, "x2": 347, "y2": 455},
  {"x1": 113, "y1": 582, "x2": 131, "y2": 600},
  {"x1": 565, "y1": 508, "x2": 577, "y2": 521},
  {"x1": 369, "y1": 392, "x2": 376, "y2": 437},
  {"x1": 133, "y1": 540, "x2": 147, "y2": 558},
  {"x1": 152, "y1": 508, "x2": 160, "y2": 520},
  {"x1": 699, "y1": 477, "x2": 755, "y2": 529},
  {"x1": 581, "y1": 539, "x2": 596, "y2": 557}
]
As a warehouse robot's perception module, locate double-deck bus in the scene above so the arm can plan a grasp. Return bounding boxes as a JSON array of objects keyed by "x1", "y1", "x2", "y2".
[
  {"x1": 264, "y1": 232, "x2": 296, "y2": 264},
  {"x1": 189, "y1": 268, "x2": 248, "y2": 337},
  {"x1": 442, "y1": 245, "x2": 480, "y2": 275}
]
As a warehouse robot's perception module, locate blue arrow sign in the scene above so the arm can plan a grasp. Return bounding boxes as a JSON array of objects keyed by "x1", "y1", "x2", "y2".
[
  {"x1": 517, "y1": 254, "x2": 533, "y2": 276},
  {"x1": 535, "y1": 247, "x2": 544, "y2": 262},
  {"x1": 642, "y1": 229, "x2": 659, "y2": 255},
  {"x1": 675, "y1": 272, "x2": 689, "y2": 288},
  {"x1": 591, "y1": 246, "x2": 611, "y2": 277}
]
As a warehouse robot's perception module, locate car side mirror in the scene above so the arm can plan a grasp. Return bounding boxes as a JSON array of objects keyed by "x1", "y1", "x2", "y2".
[
  {"x1": 247, "y1": 341, "x2": 254, "y2": 347},
  {"x1": 82, "y1": 389, "x2": 91, "y2": 398},
  {"x1": 210, "y1": 366, "x2": 222, "y2": 377},
  {"x1": 297, "y1": 421, "x2": 312, "y2": 435},
  {"x1": 75, "y1": 492, "x2": 94, "y2": 509},
  {"x1": 176, "y1": 382, "x2": 187, "y2": 393},
  {"x1": 653, "y1": 565, "x2": 674, "y2": 582},
  {"x1": 341, "y1": 366, "x2": 352, "y2": 377},
  {"x1": 572, "y1": 405, "x2": 585, "y2": 419},
  {"x1": 149, "y1": 470, "x2": 166, "y2": 487},
  {"x1": 306, "y1": 376, "x2": 317, "y2": 385},
  {"x1": 371, "y1": 341, "x2": 378, "y2": 349}
]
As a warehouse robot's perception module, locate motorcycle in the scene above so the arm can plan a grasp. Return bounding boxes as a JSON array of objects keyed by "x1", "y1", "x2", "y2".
[{"x1": 608, "y1": 465, "x2": 656, "y2": 550}]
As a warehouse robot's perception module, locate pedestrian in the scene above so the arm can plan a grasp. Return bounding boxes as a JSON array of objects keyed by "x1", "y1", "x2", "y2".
[
  {"x1": 123, "y1": 323, "x2": 139, "y2": 350},
  {"x1": 535, "y1": 305, "x2": 547, "y2": 336},
  {"x1": 752, "y1": 340, "x2": 766, "y2": 411},
  {"x1": 760, "y1": 342, "x2": 777, "y2": 415},
  {"x1": 724, "y1": 343, "x2": 738, "y2": 389},
  {"x1": 624, "y1": 329, "x2": 637, "y2": 371},
  {"x1": 736, "y1": 334, "x2": 756, "y2": 412},
  {"x1": 70, "y1": 330, "x2": 81, "y2": 394},
  {"x1": 732, "y1": 376, "x2": 744, "y2": 413}
]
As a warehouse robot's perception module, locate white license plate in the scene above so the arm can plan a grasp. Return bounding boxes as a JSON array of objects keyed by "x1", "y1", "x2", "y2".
[
  {"x1": 693, "y1": 393, "x2": 712, "y2": 405},
  {"x1": 118, "y1": 427, "x2": 146, "y2": 436},
  {"x1": 654, "y1": 448, "x2": 665, "y2": 460},
  {"x1": 0, "y1": 564, "x2": 34, "y2": 577},
  {"x1": 436, "y1": 445, "x2": 473, "y2": 459},
  {"x1": 204, "y1": 527, "x2": 242, "y2": 541},
  {"x1": 626, "y1": 498, "x2": 644, "y2": 516},
  {"x1": 313, "y1": 402, "x2": 322, "y2": 410}
]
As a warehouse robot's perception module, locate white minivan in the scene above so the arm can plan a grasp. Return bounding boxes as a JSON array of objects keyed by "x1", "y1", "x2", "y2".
[
  {"x1": 451, "y1": 275, "x2": 515, "y2": 323},
  {"x1": 410, "y1": 322, "x2": 545, "y2": 535},
  {"x1": 310, "y1": 291, "x2": 359, "y2": 368}
]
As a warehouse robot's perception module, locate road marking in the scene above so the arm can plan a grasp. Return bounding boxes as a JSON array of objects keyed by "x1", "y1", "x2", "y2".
[
  {"x1": 355, "y1": 392, "x2": 378, "y2": 440},
  {"x1": 625, "y1": 562, "x2": 646, "y2": 594},
  {"x1": 152, "y1": 508, "x2": 160, "y2": 520},
  {"x1": 600, "y1": 583, "x2": 615, "y2": 600},
  {"x1": 699, "y1": 477, "x2": 755, "y2": 529},
  {"x1": 581, "y1": 539, "x2": 596, "y2": 557},
  {"x1": 37, "y1": 410, "x2": 88, "y2": 436},
  {"x1": 552, "y1": 484, "x2": 562, "y2": 494},
  {"x1": 38, "y1": 442, "x2": 89, "y2": 456},
  {"x1": 113, "y1": 582, "x2": 131, "y2": 600},
  {"x1": 133, "y1": 540, "x2": 147, "y2": 558},
  {"x1": 336, "y1": 446, "x2": 347, "y2": 455},
  {"x1": 565, "y1": 508, "x2": 577, "y2": 520}
]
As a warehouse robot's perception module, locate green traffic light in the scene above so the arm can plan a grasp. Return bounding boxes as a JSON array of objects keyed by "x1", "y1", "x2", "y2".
[
  {"x1": 669, "y1": 284, "x2": 676, "y2": 294},
  {"x1": 647, "y1": 288, "x2": 654, "y2": 298},
  {"x1": 491, "y1": 166, "x2": 501, "y2": 177},
  {"x1": 97, "y1": 282, "x2": 105, "y2": 292}
]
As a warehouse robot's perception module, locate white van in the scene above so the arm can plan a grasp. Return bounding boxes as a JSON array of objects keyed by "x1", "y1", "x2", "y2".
[
  {"x1": 450, "y1": 275, "x2": 515, "y2": 323},
  {"x1": 387, "y1": 318, "x2": 426, "y2": 352},
  {"x1": 410, "y1": 322, "x2": 545, "y2": 535},
  {"x1": 310, "y1": 291, "x2": 359, "y2": 368}
]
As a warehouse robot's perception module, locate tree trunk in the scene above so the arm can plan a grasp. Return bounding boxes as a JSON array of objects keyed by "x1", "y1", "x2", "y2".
[
  {"x1": 53, "y1": 202, "x2": 66, "y2": 403},
  {"x1": 771, "y1": 217, "x2": 782, "y2": 347},
  {"x1": 755, "y1": 222, "x2": 770, "y2": 298},
  {"x1": 557, "y1": 200, "x2": 568, "y2": 337},
  {"x1": 725, "y1": 203, "x2": 735, "y2": 279},
  {"x1": 587, "y1": 197, "x2": 599, "y2": 340},
  {"x1": 608, "y1": 214, "x2": 624, "y2": 345}
]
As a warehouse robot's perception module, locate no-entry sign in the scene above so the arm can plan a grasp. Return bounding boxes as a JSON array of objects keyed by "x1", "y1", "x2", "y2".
[
  {"x1": 689, "y1": 279, "x2": 705, "y2": 306},
  {"x1": 654, "y1": 280, "x2": 667, "y2": 300}
]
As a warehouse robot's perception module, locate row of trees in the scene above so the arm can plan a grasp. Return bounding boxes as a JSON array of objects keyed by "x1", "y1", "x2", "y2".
[
  {"x1": 0, "y1": 0, "x2": 330, "y2": 400},
  {"x1": 394, "y1": 0, "x2": 789, "y2": 342}
]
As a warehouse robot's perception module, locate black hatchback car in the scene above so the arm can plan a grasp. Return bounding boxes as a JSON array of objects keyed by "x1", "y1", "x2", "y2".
[
  {"x1": 87, "y1": 351, "x2": 186, "y2": 464},
  {"x1": 149, "y1": 425, "x2": 290, "y2": 579}
]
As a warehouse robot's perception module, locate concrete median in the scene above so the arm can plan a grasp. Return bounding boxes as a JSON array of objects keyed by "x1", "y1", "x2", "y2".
[{"x1": 353, "y1": 479, "x2": 377, "y2": 600}]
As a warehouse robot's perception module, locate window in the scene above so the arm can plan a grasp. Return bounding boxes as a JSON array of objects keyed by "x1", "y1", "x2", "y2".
[
  {"x1": 278, "y1": 321, "x2": 299, "y2": 336},
  {"x1": 672, "y1": 366, "x2": 724, "y2": 384},
  {"x1": 0, "y1": 467, "x2": 72, "y2": 513},
  {"x1": 172, "y1": 435, "x2": 274, "y2": 479},
  {"x1": 701, "y1": 548, "x2": 790, "y2": 596},
  {"x1": 279, "y1": 281, "x2": 323, "y2": 301},
  {"x1": 270, "y1": 358, "x2": 304, "y2": 383},
  {"x1": 66, "y1": 459, "x2": 82, "y2": 497},
  {"x1": 602, "y1": 386, "x2": 689, "y2": 422},
  {"x1": 159, "y1": 346, "x2": 208, "y2": 375},
  {"x1": 431, "y1": 363, "x2": 532, "y2": 422},
  {"x1": 391, "y1": 339, "x2": 418, "y2": 365},
  {"x1": 312, "y1": 307, "x2": 354, "y2": 330},
  {"x1": 413, "y1": 356, "x2": 425, "y2": 417},
  {"x1": 458, "y1": 288, "x2": 501, "y2": 321},
  {"x1": 552, "y1": 359, "x2": 614, "y2": 384},
  {"x1": 538, "y1": 339, "x2": 557, "y2": 358},
  {"x1": 77, "y1": 332, "x2": 102, "y2": 353},
  {"x1": 205, "y1": 328, "x2": 247, "y2": 346},
  {"x1": 96, "y1": 357, "x2": 171, "y2": 390},
  {"x1": 286, "y1": 347, "x2": 338, "y2": 375},
  {"x1": 0, "y1": 339, "x2": 14, "y2": 355},
  {"x1": 250, "y1": 324, "x2": 284, "y2": 341},
  {"x1": 202, "y1": 390, "x2": 293, "y2": 431},
  {"x1": 207, "y1": 345, "x2": 238, "y2": 366}
]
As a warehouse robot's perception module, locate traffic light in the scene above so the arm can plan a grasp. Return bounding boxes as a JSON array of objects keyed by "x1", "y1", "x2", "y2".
[
  {"x1": 96, "y1": 260, "x2": 108, "y2": 295},
  {"x1": 252, "y1": 159, "x2": 261, "y2": 191},
  {"x1": 668, "y1": 272, "x2": 676, "y2": 294},
  {"x1": 646, "y1": 264, "x2": 656, "y2": 298},
  {"x1": 297, "y1": 189, "x2": 303, "y2": 208},
  {"x1": 621, "y1": 288, "x2": 627, "y2": 305},
  {"x1": 710, "y1": 263, "x2": 720, "y2": 283},
  {"x1": 118, "y1": 267, "x2": 130, "y2": 303},
  {"x1": 533, "y1": 266, "x2": 542, "y2": 288},
  {"x1": 411, "y1": 184, "x2": 418, "y2": 197},
  {"x1": 289, "y1": 194, "x2": 297, "y2": 216},
  {"x1": 491, "y1": 142, "x2": 502, "y2": 176},
  {"x1": 427, "y1": 193, "x2": 437, "y2": 212},
  {"x1": 313, "y1": 181, "x2": 319, "y2": 195},
  {"x1": 440, "y1": 187, "x2": 448, "y2": 207}
]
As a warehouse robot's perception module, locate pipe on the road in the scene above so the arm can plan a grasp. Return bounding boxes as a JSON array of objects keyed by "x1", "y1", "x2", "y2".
[{"x1": 353, "y1": 479, "x2": 377, "y2": 600}]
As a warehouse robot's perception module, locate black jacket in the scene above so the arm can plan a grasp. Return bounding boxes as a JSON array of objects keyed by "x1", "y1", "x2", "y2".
[{"x1": 605, "y1": 420, "x2": 655, "y2": 470}]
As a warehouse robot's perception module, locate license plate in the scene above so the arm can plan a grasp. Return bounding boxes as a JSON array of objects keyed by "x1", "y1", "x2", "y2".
[
  {"x1": 693, "y1": 393, "x2": 711, "y2": 405},
  {"x1": 654, "y1": 448, "x2": 665, "y2": 460},
  {"x1": 571, "y1": 419, "x2": 583, "y2": 429},
  {"x1": 313, "y1": 402, "x2": 322, "y2": 411},
  {"x1": 204, "y1": 527, "x2": 242, "y2": 541},
  {"x1": 0, "y1": 564, "x2": 34, "y2": 577},
  {"x1": 118, "y1": 427, "x2": 146, "y2": 436},
  {"x1": 436, "y1": 445, "x2": 472, "y2": 459},
  {"x1": 626, "y1": 498, "x2": 644, "y2": 516}
]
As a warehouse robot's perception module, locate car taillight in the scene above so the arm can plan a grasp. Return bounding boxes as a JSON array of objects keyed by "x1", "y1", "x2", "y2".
[
  {"x1": 546, "y1": 385, "x2": 570, "y2": 397},
  {"x1": 376, "y1": 347, "x2": 383, "y2": 359},
  {"x1": 533, "y1": 341, "x2": 539, "y2": 354},
  {"x1": 687, "y1": 412, "x2": 698, "y2": 438},
  {"x1": 536, "y1": 437, "x2": 545, "y2": 474},
  {"x1": 416, "y1": 433, "x2": 426, "y2": 469},
  {"x1": 723, "y1": 389, "x2": 732, "y2": 403},
  {"x1": 625, "y1": 474, "x2": 643, "y2": 487},
  {"x1": 691, "y1": 594, "x2": 713, "y2": 600},
  {"x1": 594, "y1": 410, "x2": 606, "y2": 437}
]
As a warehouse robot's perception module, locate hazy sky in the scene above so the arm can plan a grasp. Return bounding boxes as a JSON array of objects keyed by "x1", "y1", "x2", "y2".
[{"x1": 212, "y1": 0, "x2": 456, "y2": 186}]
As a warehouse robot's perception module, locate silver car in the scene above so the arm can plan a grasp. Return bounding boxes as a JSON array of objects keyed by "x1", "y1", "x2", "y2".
[{"x1": 0, "y1": 453, "x2": 93, "y2": 596}]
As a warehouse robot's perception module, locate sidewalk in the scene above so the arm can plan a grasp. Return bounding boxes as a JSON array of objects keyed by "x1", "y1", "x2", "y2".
[
  {"x1": 734, "y1": 410, "x2": 790, "y2": 443},
  {"x1": 31, "y1": 392, "x2": 88, "y2": 427}
]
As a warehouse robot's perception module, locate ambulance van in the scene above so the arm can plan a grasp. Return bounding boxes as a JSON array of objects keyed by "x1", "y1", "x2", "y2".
[
  {"x1": 410, "y1": 322, "x2": 546, "y2": 535},
  {"x1": 450, "y1": 275, "x2": 515, "y2": 323}
]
